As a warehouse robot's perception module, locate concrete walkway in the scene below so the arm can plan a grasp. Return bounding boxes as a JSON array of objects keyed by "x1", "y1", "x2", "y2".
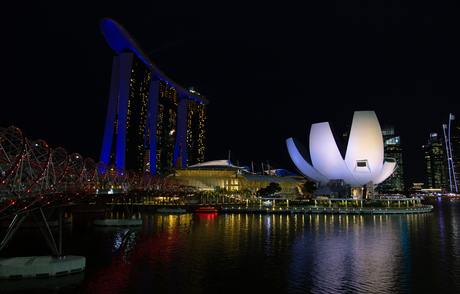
[
  {"x1": 0, "y1": 255, "x2": 85, "y2": 279},
  {"x1": 221, "y1": 205, "x2": 434, "y2": 214}
]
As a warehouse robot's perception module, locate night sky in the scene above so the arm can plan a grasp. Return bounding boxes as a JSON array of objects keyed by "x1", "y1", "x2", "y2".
[{"x1": 1, "y1": 1, "x2": 459, "y2": 188}]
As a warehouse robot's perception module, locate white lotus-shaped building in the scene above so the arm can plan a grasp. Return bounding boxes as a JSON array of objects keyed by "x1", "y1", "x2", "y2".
[{"x1": 286, "y1": 111, "x2": 397, "y2": 188}]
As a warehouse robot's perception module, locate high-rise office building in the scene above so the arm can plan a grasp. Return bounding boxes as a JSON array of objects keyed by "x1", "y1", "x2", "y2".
[
  {"x1": 99, "y1": 18, "x2": 208, "y2": 174},
  {"x1": 378, "y1": 125, "x2": 404, "y2": 192},
  {"x1": 443, "y1": 114, "x2": 459, "y2": 192},
  {"x1": 423, "y1": 133, "x2": 447, "y2": 190}
]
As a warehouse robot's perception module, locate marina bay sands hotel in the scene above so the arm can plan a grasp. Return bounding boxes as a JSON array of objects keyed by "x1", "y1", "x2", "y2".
[{"x1": 99, "y1": 18, "x2": 208, "y2": 174}]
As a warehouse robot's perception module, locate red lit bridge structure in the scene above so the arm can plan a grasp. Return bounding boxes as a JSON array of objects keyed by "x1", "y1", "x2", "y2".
[{"x1": 0, "y1": 126, "x2": 190, "y2": 255}]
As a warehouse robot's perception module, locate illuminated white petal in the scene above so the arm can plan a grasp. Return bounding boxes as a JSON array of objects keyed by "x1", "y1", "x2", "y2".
[
  {"x1": 309, "y1": 122, "x2": 360, "y2": 187},
  {"x1": 345, "y1": 111, "x2": 384, "y2": 185},
  {"x1": 286, "y1": 138, "x2": 329, "y2": 183},
  {"x1": 374, "y1": 159, "x2": 397, "y2": 184},
  {"x1": 287, "y1": 111, "x2": 395, "y2": 189}
]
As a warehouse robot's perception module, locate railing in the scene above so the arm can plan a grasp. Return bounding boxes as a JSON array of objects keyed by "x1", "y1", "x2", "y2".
[{"x1": 221, "y1": 204, "x2": 434, "y2": 214}]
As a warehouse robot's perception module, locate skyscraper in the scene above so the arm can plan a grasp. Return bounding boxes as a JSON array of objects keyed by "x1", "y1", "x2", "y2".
[
  {"x1": 99, "y1": 18, "x2": 208, "y2": 174},
  {"x1": 423, "y1": 133, "x2": 447, "y2": 190},
  {"x1": 443, "y1": 114, "x2": 459, "y2": 192},
  {"x1": 378, "y1": 125, "x2": 404, "y2": 192}
]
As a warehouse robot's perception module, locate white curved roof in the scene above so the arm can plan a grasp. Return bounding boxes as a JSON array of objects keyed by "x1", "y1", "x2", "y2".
[
  {"x1": 344, "y1": 111, "x2": 384, "y2": 184},
  {"x1": 286, "y1": 138, "x2": 329, "y2": 183},
  {"x1": 188, "y1": 160, "x2": 236, "y2": 168},
  {"x1": 375, "y1": 159, "x2": 398, "y2": 184},
  {"x1": 287, "y1": 111, "x2": 396, "y2": 188},
  {"x1": 309, "y1": 122, "x2": 360, "y2": 186}
]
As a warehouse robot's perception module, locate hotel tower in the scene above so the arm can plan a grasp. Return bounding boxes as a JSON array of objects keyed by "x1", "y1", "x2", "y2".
[{"x1": 99, "y1": 18, "x2": 208, "y2": 174}]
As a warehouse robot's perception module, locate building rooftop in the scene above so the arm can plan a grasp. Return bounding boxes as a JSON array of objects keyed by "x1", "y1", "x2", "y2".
[{"x1": 100, "y1": 18, "x2": 209, "y2": 105}]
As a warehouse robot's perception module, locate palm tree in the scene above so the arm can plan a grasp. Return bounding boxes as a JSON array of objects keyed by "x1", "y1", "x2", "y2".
[
  {"x1": 213, "y1": 190, "x2": 220, "y2": 204},
  {"x1": 240, "y1": 188, "x2": 252, "y2": 199},
  {"x1": 218, "y1": 188, "x2": 228, "y2": 204},
  {"x1": 198, "y1": 191, "x2": 206, "y2": 204},
  {"x1": 201, "y1": 190, "x2": 213, "y2": 204},
  {"x1": 230, "y1": 189, "x2": 240, "y2": 203}
]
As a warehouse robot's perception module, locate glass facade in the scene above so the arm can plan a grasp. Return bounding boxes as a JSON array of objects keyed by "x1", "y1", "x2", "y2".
[
  {"x1": 172, "y1": 167, "x2": 302, "y2": 195},
  {"x1": 452, "y1": 120, "x2": 460, "y2": 191},
  {"x1": 101, "y1": 53, "x2": 207, "y2": 174},
  {"x1": 125, "y1": 56, "x2": 151, "y2": 172},
  {"x1": 444, "y1": 115, "x2": 460, "y2": 192},
  {"x1": 378, "y1": 126, "x2": 405, "y2": 192},
  {"x1": 423, "y1": 133, "x2": 446, "y2": 189},
  {"x1": 186, "y1": 99, "x2": 206, "y2": 166},
  {"x1": 155, "y1": 80, "x2": 179, "y2": 173}
]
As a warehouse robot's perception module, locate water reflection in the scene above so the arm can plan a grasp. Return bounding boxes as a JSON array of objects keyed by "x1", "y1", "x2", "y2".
[
  {"x1": 83, "y1": 214, "x2": 408, "y2": 292},
  {"x1": 82, "y1": 203, "x2": 460, "y2": 293},
  {"x1": 86, "y1": 214, "x2": 191, "y2": 293},
  {"x1": 2, "y1": 199, "x2": 460, "y2": 293},
  {"x1": 287, "y1": 215, "x2": 401, "y2": 293}
]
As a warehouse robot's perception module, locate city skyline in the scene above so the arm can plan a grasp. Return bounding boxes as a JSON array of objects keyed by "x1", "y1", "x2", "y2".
[{"x1": 1, "y1": 2, "x2": 459, "y2": 187}]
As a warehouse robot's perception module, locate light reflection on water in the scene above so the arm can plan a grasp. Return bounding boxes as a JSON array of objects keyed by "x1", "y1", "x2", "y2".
[{"x1": 1, "y1": 199, "x2": 460, "y2": 293}]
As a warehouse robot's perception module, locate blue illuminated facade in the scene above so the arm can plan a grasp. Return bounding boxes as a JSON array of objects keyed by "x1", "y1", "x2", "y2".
[
  {"x1": 443, "y1": 114, "x2": 459, "y2": 192},
  {"x1": 99, "y1": 18, "x2": 208, "y2": 173}
]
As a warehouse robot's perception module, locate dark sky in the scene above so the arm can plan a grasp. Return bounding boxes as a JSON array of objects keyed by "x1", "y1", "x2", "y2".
[{"x1": 1, "y1": 1, "x2": 459, "y2": 187}]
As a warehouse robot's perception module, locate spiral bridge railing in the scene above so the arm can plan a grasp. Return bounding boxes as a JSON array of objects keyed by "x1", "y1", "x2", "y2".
[{"x1": 0, "y1": 126, "x2": 190, "y2": 221}]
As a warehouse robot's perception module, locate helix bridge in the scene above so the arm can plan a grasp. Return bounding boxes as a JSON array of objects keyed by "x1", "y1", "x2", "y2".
[{"x1": 0, "y1": 126, "x2": 190, "y2": 256}]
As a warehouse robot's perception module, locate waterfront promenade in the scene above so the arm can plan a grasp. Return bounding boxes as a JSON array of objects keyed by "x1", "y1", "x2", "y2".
[
  {"x1": 220, "y1": 205, "x2": 433, "y2": 214},
  {"x1": 133, "y1": 202, "x2": 433, "y2": 215}
]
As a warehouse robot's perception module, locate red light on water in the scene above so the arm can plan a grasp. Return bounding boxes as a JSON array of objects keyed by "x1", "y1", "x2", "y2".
[{"x1": 197, "y1": 212, "x2": 218, "y2": 220}]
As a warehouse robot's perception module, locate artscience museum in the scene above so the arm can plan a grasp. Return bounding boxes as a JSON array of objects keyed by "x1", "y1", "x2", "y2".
[{"x1": 287, "y1": 111, "x2": 397, "y2": 199}]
